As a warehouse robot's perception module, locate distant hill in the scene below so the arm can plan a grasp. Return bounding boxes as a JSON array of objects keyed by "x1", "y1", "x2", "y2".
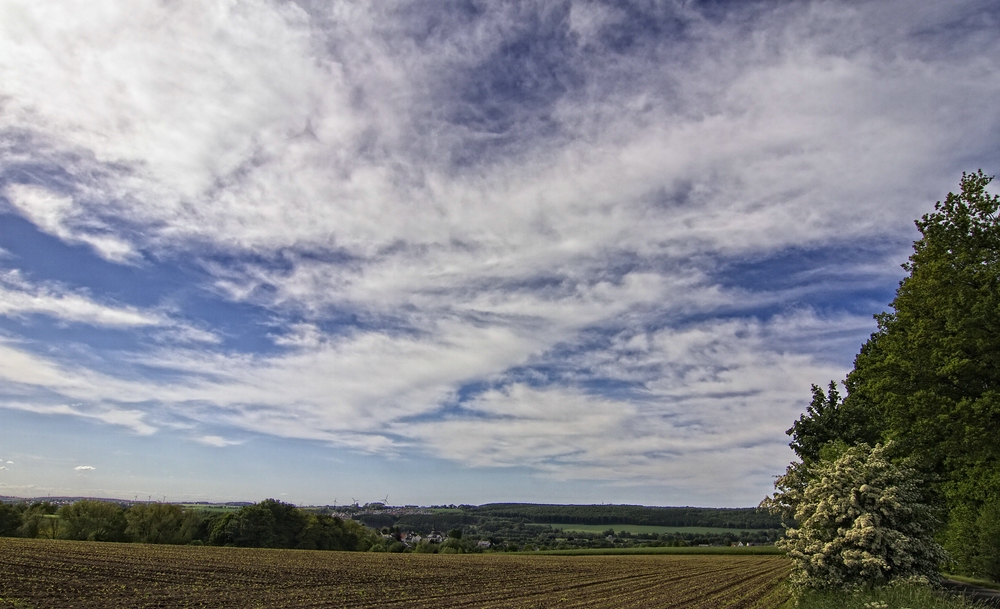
[
  {"x1": 468, "y1": 504, "x2": 781, "y2": 529},
  {"x1": 354, "y1": 503, "x2": 782, "y2": 532}
]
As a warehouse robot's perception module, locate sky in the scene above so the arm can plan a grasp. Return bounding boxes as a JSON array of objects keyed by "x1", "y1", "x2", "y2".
[{"x1": 0, "y1": 0, "x2": 998, "y2": 508}]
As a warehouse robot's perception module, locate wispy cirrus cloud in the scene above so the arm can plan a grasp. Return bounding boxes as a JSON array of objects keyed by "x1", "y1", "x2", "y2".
[
  {"x1": 194, "y1": 435, "x2": 243, "y2": 448},
  {"x1": 0, "y1": 306, "x2": 863, "y2": 503},
  {"x1": 0, "y1": 270, "x2": 159, "y2": 327},
  {"x1": 0, "y1": 270, "x2": 219, "y2": 347},
  {"x1": 3, "y1": 0, "x2": 994, "y2": 267},
  {"x1": 0, "y1": 0, "x2": 997, "y2": 504},
  {"x1": 2, "y1": 184, "x2": 136, "y2": 263},
  {"x1": 2, "y1": 402, "x2": 155, "y2": 436},
  {"x1": 394, "y1": 311, "x2": 858, "y2": 502}
]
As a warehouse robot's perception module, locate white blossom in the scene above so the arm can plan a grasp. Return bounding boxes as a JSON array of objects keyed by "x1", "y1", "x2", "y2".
[{"x1": 762, "y1": 443, "x2": 947, "y2": 590}]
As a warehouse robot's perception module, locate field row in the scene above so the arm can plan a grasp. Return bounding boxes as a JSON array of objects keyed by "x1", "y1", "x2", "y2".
[{"x1": 0, "y1": 537, "x2": 790, "y2": 608}]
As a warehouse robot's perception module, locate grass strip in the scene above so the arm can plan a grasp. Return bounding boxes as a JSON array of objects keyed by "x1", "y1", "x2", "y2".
[
  {"x1": 535, "y1": 545, "x2": 785, "y2": 556},
  {"x1": 787, "y1": 582, "x2": 991, "y2": 609}
]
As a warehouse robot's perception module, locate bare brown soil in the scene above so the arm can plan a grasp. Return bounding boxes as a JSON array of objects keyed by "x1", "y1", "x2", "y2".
[{"x1": 0, "y1": 537, "x2": 790, "y2": 608}]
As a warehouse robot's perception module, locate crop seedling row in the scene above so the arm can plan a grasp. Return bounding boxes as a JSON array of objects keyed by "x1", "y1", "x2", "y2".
[{"x1": 0, "y1": 537, "x2": 790, "y2": 608}]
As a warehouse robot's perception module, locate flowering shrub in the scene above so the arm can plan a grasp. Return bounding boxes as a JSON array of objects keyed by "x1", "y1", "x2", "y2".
[{"x1": 763, "y1": 443, "x2": 947, "y2": 591}]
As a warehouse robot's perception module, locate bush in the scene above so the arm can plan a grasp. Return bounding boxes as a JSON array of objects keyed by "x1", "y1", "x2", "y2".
[
  {"x1": 763, "y1": 443, "x2": 946, "y2": 591},
  {"x1": 945, "y1": 498, "x2": 1000, "y2": 582},
  {"x1": 59, "y1": 500, "x2": 128, "y2": 542},
  {"x1": 977, "y1": 501, "x2": 1000, "y2": 581},
  {"x1": 413, "y1": 540, "x2": 437, "y2": 553},
  {"x1": 18, "y1": 502, "x2": 56, "y2": 538}
]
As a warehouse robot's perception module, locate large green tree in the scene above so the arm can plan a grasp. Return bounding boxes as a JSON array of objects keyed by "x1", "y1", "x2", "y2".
[
  {"x1": 786, "y1": 170, "x2": 1000, "y2": 579},
  {"x1": 126, "y1": 502, "x2": 186, "y2": 544},
  {"x1": 204, "y1": 499, "x2": 378, "y2": 550},
  {"x1": 59, "y1": 500, "x2": 128, "y2": 542},
  {"x1": 296, "y1": 513, "x2": 373, "y2": 551},
  {"x1": 215, "y1": 503, "x2": 278, "y2": 547},
  {"x1": 846, "y1": 170, "x2": 1000, "y2": 506},
  {"x1": 787, "y1": 382, "x2": 881, "y2": 464}
]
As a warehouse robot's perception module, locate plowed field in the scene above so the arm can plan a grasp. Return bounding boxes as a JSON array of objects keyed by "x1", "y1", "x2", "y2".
[{"x1": 0, "y1": 537, "x2": 790, "y2": 608}]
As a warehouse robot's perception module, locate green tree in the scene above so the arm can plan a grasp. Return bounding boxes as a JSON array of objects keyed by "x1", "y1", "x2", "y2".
[
  {"x1": 846, "y1": 170, "x2": 1000, "y2": 503},
  {"x1": 0, "y1": 503, "x2": 22, "y2": 537},
  {"x1": 257, "y1": 499, "x2": 307, "y2": 548},
  {"x1": 180, "y1": 510, "x2": 222, "y2": 545},
  {"x1": 976, "y1": 500, "x2": 1000, "y2": 581},
  {"x1": 208, "y1": 512, "x2": 236, "y2": 546},
  {"x1": 39, "y1": 514, "x2": 62, "y2": 540},
  {"x1": 176, "y1": 509, "x2": 211, "y2": 544},
  {"x1": 783, "y1": 171, "x2": 1000, "y2": 580},
  {"x1": 297, "y1": 513, "x2": 355, "y2": 551},
  {"x1": 59, "y1": 500, "x2": 128, "y2": 542},
  {"x1": 224, "y1": 504, "x2": 277, "y2": 547},
  {"x1": 787, "y1": 382, "x2": 881, "y2": 464},
  {"x1": 763, "y1": 443, "x2": 946, "y2": 591},
  {"x1": 125, "y1": 503, "x2": 185, "y2": 544},
  {"x1": 944, "y1": 497, "x2": 1000, "y2": 581},
  {"x1": 341, "y1": 517, "x2": 377, "y2": 551},
  {"x1": 849, "y1": 171, "x2": 1000, "y2": 579},
  {"x1": 18, "y1": 502, "x2": 56, "y2": 538}
]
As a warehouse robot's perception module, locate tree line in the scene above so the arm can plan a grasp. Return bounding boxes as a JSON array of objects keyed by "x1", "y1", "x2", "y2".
[
  {"x1": 764, "y1": 171, "x2": 1000, "y2": 590},
  {"x1": 0, "y1": 498, "x2": 378, "y2": 551},
  {"x1": 0, "y1": 497, "x2": 780, "y2": 554},
  {"x1": 410, "y1": 504, "x2": 781, "y2": 529}
]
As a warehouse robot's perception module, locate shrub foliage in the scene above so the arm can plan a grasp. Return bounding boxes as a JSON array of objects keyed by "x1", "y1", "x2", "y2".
[{"x1": 764, "y1": 443, "x2": 946, "y2": 590}]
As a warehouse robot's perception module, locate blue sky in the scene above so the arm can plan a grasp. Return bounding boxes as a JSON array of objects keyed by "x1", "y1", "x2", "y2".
[{"x1": 0, "y1": 0, "x2": 998, "y2": 507}]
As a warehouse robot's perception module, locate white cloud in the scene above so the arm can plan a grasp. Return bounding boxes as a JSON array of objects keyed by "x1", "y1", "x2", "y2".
[
  {"x1": 0, "y1": 271, "x2": 159, "y2": 327},
  {"x1": 1, "y1": 401, "x2": 156, "y2": 436},
  {"x1": 3, "y1": 184, "x2": 136, "y2": 263},
  {"x1": 0, "y1": 272, "x2": 220, "y2": 344},
  {"x1": 74, "y1": 465, "x2": 95, "y2": 471},
  {"x1": 0, "y1": 339, "x2": 170, "y2": 404},
  {"x1": 152, "y1": 325, "x2": 221, "y2": 345},
  {"x1": 270, "y1": 323, "x2": 323, "y2": 348},
  {"x1": 194, "y1": 435, "x2": 242, "y2": 448},
  {"x1": 0, "y1": 0, "x2": 996, "y2": 501},
  {"x1": 146, "y1": 319, "x2": 551, "y2": 442},
  {"x1": 0, "y1": 304, "x2": 861, "y2": 502},
  {"x1": 393, "y1": 311, "x2": 859, "y2": 504},
  {"x1": 2, "y1": 0, "x2": 993, "y2": 272}
]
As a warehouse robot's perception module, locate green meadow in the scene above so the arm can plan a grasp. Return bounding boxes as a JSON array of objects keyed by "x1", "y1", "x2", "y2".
[
  {"x1": 537, "y1": 545, "x2": 785, "y2": 556},
  {"x1": 548, "y1": 523, "x2": 772, "y2": 536}
]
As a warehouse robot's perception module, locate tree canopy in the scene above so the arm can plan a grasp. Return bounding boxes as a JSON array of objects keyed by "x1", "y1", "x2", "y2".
[
  {"x1": 846, "y1": 170, "x2": 1000, "y2": 505},
  {"x1": 0, "y1": 498, "x2": 380, "y2": 553},
  {"x1": 781, "y1": 170, "x2": 1000, "y2": 582},
  {"x1": 59, "y1": 500, "x2": 129, "y2": 542}
]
